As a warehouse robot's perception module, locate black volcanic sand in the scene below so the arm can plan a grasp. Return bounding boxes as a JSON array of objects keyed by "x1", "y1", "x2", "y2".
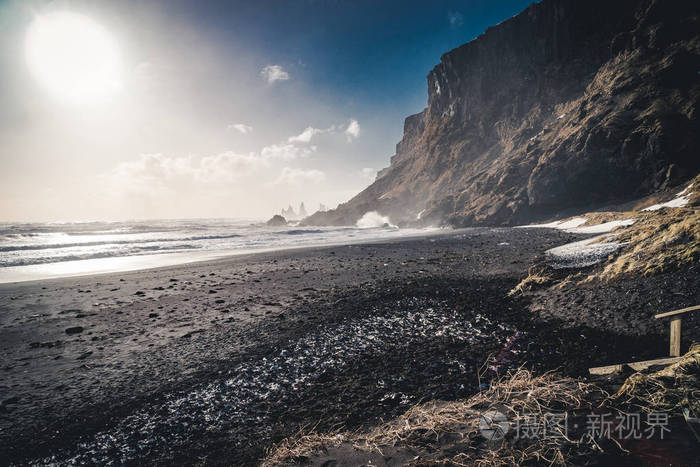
[{"x1": 0, "y1": 228, "x2": 695, "y2": 465}]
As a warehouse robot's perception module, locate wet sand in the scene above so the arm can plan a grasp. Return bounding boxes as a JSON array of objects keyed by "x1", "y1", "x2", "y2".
[{"x1": 0, "y1": 227, "x2": 697, "y2": 465}]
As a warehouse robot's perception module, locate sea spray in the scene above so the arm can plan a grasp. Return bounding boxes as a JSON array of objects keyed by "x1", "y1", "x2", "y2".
[{"x1": 356, "y1": 211, "x2": 397, "y2": 229}]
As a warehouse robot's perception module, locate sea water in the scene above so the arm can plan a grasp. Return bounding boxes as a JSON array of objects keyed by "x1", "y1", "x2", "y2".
[{"x1": 0, "y1": 218, "x2": 437, "y2": 282}]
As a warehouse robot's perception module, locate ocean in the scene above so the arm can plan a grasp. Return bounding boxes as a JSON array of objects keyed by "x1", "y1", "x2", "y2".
[{"x1": 0, "y1": 219, "x2": 436, "y2": 282}]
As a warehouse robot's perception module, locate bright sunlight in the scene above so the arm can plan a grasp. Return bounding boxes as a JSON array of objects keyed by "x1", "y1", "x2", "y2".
[{"x1": 25, "y1": 12, "x2": 122, "y2": 105}]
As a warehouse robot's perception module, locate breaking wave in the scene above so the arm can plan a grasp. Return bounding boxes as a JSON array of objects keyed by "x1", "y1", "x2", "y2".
[{"x1": 356, "y1": 211, "x2": 397, "y2": 229}]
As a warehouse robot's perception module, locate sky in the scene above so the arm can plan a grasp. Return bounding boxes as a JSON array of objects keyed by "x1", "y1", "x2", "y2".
[{"x1": 0, "y1": 0, "x2": 533, "y2": 222}]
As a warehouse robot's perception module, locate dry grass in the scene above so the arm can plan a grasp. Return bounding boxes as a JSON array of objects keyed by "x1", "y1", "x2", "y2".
[
  {"x1": 261, "y1": 430, "x2": 348, "y2": 467},
  {"x1": 587, "y1": 206, "x2": 698, "y2": 282},
  {"x1": 263, "y1": 349, "x2": 700, "y2": 465},
  {"x1": 507, "y1": 264, "x2": 553, "y2": 296},
  {"x1": 541, "y1": 174, "x2": 700, "y2": 283},
  {"x1": 611, "y1": 344, "x2": 700, "y2": 418},
  {"x1": 262, "y1": 370, "x2": 610, "y2": 466},
  {"x1": 355, "y1": 370, "x2": 604, "y2": 466}
]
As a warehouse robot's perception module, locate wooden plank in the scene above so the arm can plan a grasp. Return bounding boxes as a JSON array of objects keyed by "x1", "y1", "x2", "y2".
[
  {"x1": 589, "y1": 357, "x2": 682, "y2": 375},
  {"x1": 670, "y1": 316, "x2": 682, "y2": 357},
  {"x1": 655, "y1": 304, "x2": 700, "y2": 319}
]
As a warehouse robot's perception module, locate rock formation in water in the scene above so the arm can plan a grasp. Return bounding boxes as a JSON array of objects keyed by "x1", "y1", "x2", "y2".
[
  {"x1": 298, "y1": 202, "x2": 308, "y2": 218},
  {"x1": 303, "y1": 0, "x2": 699, "y2": 227},
  {"x1": 281, "y1": 205, "x2": 297, "y2": 220},
  {"x1": 280, "y1": 203, "x2": 310, "y2": 220},
  {"x1": 266, "y1": 214, "x2": 288, "y2": 226}
]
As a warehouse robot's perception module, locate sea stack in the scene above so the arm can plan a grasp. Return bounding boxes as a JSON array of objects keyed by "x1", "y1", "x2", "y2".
[{"x1": 265, "y1": 214, "x2": 287, "y2": 226}]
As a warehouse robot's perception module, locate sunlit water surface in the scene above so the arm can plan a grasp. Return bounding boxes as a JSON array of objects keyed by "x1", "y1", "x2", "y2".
[{"x1": 0, "y1": 219, "x2": 439, "y2": 282}]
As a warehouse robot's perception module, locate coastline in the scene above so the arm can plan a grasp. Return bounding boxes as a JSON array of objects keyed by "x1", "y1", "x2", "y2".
[
  {"x1": 0, "y1": 226, "x2": 445, "y2": 284},
  {"x1": 1, "y1": 227, "x2": 697, "y2": 464}
]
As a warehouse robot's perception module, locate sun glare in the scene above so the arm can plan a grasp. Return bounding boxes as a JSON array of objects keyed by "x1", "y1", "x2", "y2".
[{"x1": 25, "y1": 12, "x2": 122, "y2": 105}]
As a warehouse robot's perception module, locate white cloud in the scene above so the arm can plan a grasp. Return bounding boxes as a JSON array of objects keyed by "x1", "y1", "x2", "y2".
[
  {"x1": 260, "y1": 64, "x2": 290, "y2": 83},
  {"x1": 360, "y1": 167, "x2": 376, "y2": 180},
  {"x1": 108, "y1": 152, "x2": 267, "y2": 193},
  {"x1": 260, "y1": 143, "x2": 315, "y2": 160},
  {"x1": 288, "y1": 125, "x2": 338, "y2": 143},
  {"x1": 345, "y1": 119, "x2": 360, "y2": 141},
  {"x1": 273, "y1": 167, "x2": 326, "y2": 186},
  {"x1": 228, "y1": 123, "x2": 253, "y2": 134},
  {"x1": 288, "y1": 126, "x2": 320, "y2": 143},
  {"x1": 106, "y1": 141, "x2": 317, "y2": 195},
  {"x1": 197, "y1": 152, "x2": 267, "y2": 181}
]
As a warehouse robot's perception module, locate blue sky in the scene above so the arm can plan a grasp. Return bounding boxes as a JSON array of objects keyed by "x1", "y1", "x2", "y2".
[
  {"x1": 171, "y1": 0, "x2": 533, "y2": 127},
  {"x1": 0, "y1": 0, "x2": 533, "y2": 221}
]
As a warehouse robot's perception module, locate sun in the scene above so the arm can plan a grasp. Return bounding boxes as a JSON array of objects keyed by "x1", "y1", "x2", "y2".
[{"x1": 25, "y1": 12, "x2": 122, "y2": 105}]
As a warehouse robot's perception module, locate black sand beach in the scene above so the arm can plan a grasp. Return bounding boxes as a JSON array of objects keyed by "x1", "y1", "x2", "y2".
[{"x1": 1, "y1": 228, "x2": 698, "y2": 465}]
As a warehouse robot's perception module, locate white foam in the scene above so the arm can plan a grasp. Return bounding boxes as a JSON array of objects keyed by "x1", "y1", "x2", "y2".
[{"x1": 356, "y1": 211, "x2": 396, "y2": 229}]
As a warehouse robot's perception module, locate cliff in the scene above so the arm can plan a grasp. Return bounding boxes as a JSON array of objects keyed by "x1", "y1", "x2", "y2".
[{"x1": 304, "y1": 0, "x2": 700, "y2": 227}]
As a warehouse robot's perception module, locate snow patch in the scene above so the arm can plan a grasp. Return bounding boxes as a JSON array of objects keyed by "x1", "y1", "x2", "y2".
[
  {"x1": 676, "y1": 183, "x2": 693, "y2": 197},
  {"x1": 642, "y1": 186, "x2": 693, "y2": 211},
  {"x1": 518, "y1": 217, "x2": 587, "y2": 230},
  {"x1": 356, "y1": 211, "x2": 396, "y2": 229},
  {"x1": 546, "y1": 235, "x2": 625, "y2": 269},
  {"x1": 644, "y1": 196, "x2": 691, "y2": 210},
  {"x1": 566, "y1": 219, "x2": 635, "y2": 234},
  {"x1": 517, "y1": 217, "x2": 634, "y2": 234}
]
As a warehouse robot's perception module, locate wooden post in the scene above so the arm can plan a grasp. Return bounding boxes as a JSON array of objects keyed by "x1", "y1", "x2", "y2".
[{"x1": 670, "y1": 317, "x2": 682, "y2": 357}]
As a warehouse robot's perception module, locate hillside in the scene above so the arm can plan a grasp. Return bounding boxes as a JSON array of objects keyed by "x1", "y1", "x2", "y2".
[{"x1": 304, "y1": 0, "x2": 700, "y2": 227}]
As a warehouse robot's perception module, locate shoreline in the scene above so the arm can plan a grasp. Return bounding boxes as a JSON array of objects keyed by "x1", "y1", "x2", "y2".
[
  {"x1": 1, "y1": 227, "x2": 696, "y2": 464},
  {"x1": 0, "y1": 226, "x2": 448, "y2": 284}
]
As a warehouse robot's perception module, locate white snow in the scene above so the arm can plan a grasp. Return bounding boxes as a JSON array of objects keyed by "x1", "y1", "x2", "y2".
[
  {"x1": 517, "y1": 216, "x2": 635, "y2": 234},
  {"x1": 546, "y1": 234, "x2": 625, "y2": 269},
  {"x1": 529, "y1": 129, "x2": 545, "y2": 141},
  {"x1": 416, "y1": 209, "x2": 426, "y2": 220},
  {"x1": 676, "y1": 183, "x2": 692, "y2": 197},
  {"x1": 642, "y1": 183, "x2": 693, "y2": 211},
  {"x1": 566, "y1": 219, "x2": 635, "y2": 234},
  {"x1": 517, "y1": 217, "x2": 587, "y2": 230}
]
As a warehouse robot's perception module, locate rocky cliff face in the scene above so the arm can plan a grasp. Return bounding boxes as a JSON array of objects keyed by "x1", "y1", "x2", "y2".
[{"x1": 304, "y1": 0, "x2": 700, "y2": 227}]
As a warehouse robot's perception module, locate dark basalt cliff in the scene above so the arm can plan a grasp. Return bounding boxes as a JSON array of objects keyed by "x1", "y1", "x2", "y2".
[{"x1": 304, "y1": 0, "x2": 700, "y2": 227}]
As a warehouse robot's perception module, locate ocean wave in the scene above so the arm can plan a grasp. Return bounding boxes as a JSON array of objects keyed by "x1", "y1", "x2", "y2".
[
  {"x1": 0, "y1": 219, "x2": 432, "y2": 274},
  {"x1": 0, "y1": 233, "x2": 242, "y2": 252},
  {"x1": 0, "y1": 243, "x2": 200, "y2": 267},
  {"x1": 280, "y1": 229, "x2": 324, "y2": 235}
]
